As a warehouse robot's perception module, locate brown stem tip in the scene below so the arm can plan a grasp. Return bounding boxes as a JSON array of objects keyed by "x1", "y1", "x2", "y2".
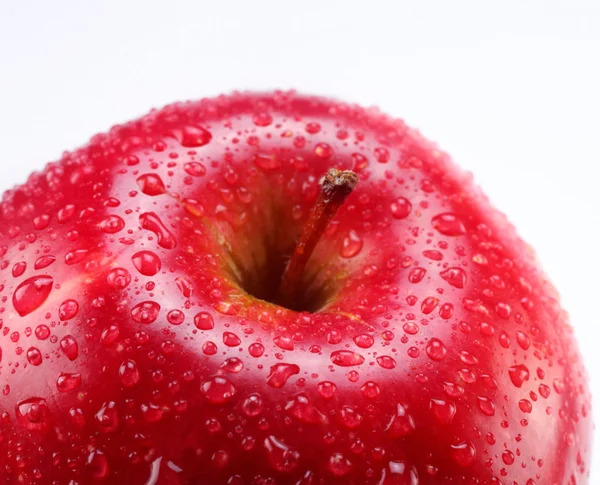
[{"x1": 279, "y1": 168, "x2": 358, "y2": 309}]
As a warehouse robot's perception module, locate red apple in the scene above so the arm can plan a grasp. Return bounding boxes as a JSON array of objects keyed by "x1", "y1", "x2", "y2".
[{"x1": 0, "y1": 91, "x2": 591, "y2": 485}]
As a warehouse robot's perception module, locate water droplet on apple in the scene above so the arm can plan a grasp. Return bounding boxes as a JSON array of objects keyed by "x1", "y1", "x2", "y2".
[
  {"x1": 215, "y1": 301, "x2": 238, "y2": 315},
  {"x1": 390, "y1": 197, "x2": 412, "y2": 219},
  {"x1": 267, "y1": 363, "x2": 300, "y2": 388},
  {"x1": 423, "y1": 249, "x2": 444, "y2": 261},
  {"x1": 516, "y1": 331, "x2": 531, "y2": 350},
  {"x1": 175, "y1": 125, "x2": 212, "y2": 147},
  {"x1": 450, "y1": 440, "x2": 476, "y2": 467},
  {"x1": 58, "y1": 299, "x2": 79, "y2": 321},
  {"x1": 107, "y1": 267, "x2": 132, "y2": 289},
  {"x1": 132, "y1": 250, "x2": 162, "y2": 276},
  {"x1": 330, "y1": 350, "x2": 365, "y2": 367},
  {"x1": 252, "y1": 112, "x2": 273, "y2": 127},
  {"x1": 495, "y1": 301, "x2": 512, "y2": 320},
  {"x1": 12, "y1": 261, "x2": 26, "y2": 277},
  {"x1": 184, "y1": 161, "x2": 207, "y2": 177},
  {"x1": 385, "y1": 404, "x2": 415, "y2": 437},
  {"x1": 253, "y1": 153, "x2": 281, "y2": 171},
  {"x1": 139, "y1": 212, "x2": 177, "y2": 249},
  {"x1": 317, "y1": 381, "x2": 337, "y2": 399},
  {"x1": 222, "y1": 331, "x2": 241, "y2": 347},
  {"x1": 13, "y1": 275, "x2": 54, "y2": 316},
  {"x1": 285, "y1": 393, "x2": 327, "y2": 424},
  {"x1": 376, "y1": 355, "x2": 397, "y2": 369},
  {"x1": 95, "y1": 401, "x2": 119, "y2": 433},
  {"x1": 352, "y1": 152, "x2": 369, "y2": 171},
  {"x1": 502, "y1": 449, "x2": 515, "y2": 465},
  {"x1": 193, "y1": 311, "x2": 214, "y2": 330},
  {"x1": 458, "y1": 368, "x2": 476, "y2": 384},
  {"x1": 499, "y1": 330, "x2": 511, "y2": 348},
  {"x1": 60, "y1": 335, "x2": 79, "y2": 361},
  {"x1": 88, "y1": 449, "x2": 110, "y2": 479},
  {"x1": 210, "y1": 449, "x2": 228, "y2": 470},
  {"x1": 141, "y1": 403, "x2": 165, "y2": 423},
  {"x1": 444, "y1": 381, "x2": 465, "y2": 398},
  {"x1": 26, "y1": 347, "x2": 43, "y2": 366},
  {"x1": 361, "y1": 381, "x2": 381, "y2": 398},
  {"x1": 519, "y1": 399, "x2": 533, "y2": 413},
  {"x1": 305, "y1": 121, "x2": 321, "y2": 133},
  {"x1": 440, "y1": 267, "x2": 467, "y2": 289},
  {"x1": 374, "y1": 146, "x2": 390, "y2": 163},
  {"x1": 65, "y1": 248, "x2": 88, "y2": 265},
  {"x1": 426, "y1": 338, "x2": 447, "y2": 361},
  {"x1": 407, "y1": 348, "x2": 422, "y2": 362},
  {"x1": 432, "y1": 213, "x2": 466, "y2": 236},
  {"x1": 553, "y1": 378, "x2": 564, "y2": 394},
  {"x1": 35, "y1": 325, "x2": 50, "y2": 340},
  {"x1": 136, "y1": 173, "x2": 166, "y2": 196},
  {"x1": 403, "y1": 322, "x2": 418, "y2": 335},
  {"x1": 99, "y1": 215, "x2": 126, "y2": 234},
  {"x1": 183, "y1": 198, "x2": 205, "y2": 217},
  {"x1": 33, "y1": 214, "x2": 50, "y2": 230},
  {"x1": 34, "y1": 255, "x2": 56, "y2": 270},
  {"x1": 56, "y1": 372, "x2": 82, "y2": 392},
  {"x1": 340, "y1": 230, "x2": 363, "y2": 258},
  {"x1": 314, "y1": 142, "x2": 333, "y2": 159},
  {"x1": 539, "y1": 384, "x2": 551, "y2": 399},
  {"x1": 201, "y1": 376, "x2": 237, "y2": 404},
  {"x1": 421, "y1": 296, "x2": 439, "y2": 314},
  {"x1": 477, "y1": 396, "x2": 496, "y2": 416},
  {"x1": 100, "y1": 324, "x2": 120, "y2": 346},
  {"x1": 220, "y1": 357, "x2": 244, "y2": 373},
  {"x1": 408, "y1": 267, "x2": 426, "y2": 283},
  {"x1": 274, "y1": 335, "x2": 295, "y2": 350},
  {"x1": 509, "y1": 364, "x2": 530, "y2": 388},
  {"x1": 248, "y1": 342, "x2": 265, "y2": 357},
  {"x1": 430, "y1": 399, "x2": 456, "y2": 425},
  {"x1": 294, "y1": 471, "x2": 316, "y2": 485},
  {"x1": 353, "y1": 334, "x2": 374, "y2": 349},
  {"x1": 175, "y1": 276, "x2": 194, "y2": 297},
  {"x1": 57, "y1": 204, "x2": 75, "y2": 223},
  {"x1": 119, "y1": 359, "x2": 141, "y2": 387},
  {"x1": 328, "y1": 453, "x2": 353, "y2": 477},
  {"x1": 16, "y1": 397, "x2": 50, "y2": 431},
  {"x1": 242, "y1": 393, "x2": 264, "y2": 416},
  {"x1": 167, "y1": 309, "x2": 185, "y2": 325},
  {"x1": 325, "y1": 330, "x2": 342, "y2": 345},
  {"x1": 264, "y1": 435, "x2": 301, "y2": 473},
  {"x1": 436, "y1": 302, "x2": 453, "y2": 321},
  {"x1": 340, "y1": 406, "x2": 363, "y2": 429},
  {"x1": 202, "y1": 341, "x2": 218, "y2": 355},
  {"x1": 80, "y1": 209, "x2": 97, "y2": 223},
  {"x1": 459, "y1": 350, "x2": 478, "y2": 366},
  {"x1": 131, "y1": 301, "x2": 161, "y2": 324},
  {"x1": 104, "y1": 197, "x2": 121, "y2": 207}
]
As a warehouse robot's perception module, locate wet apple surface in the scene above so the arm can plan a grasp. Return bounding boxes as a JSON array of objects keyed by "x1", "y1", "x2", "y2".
[{"x1": 0, "y1": 92, "x2": 592, "y2": 484}]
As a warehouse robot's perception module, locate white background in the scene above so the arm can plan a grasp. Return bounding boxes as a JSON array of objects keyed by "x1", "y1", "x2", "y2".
[{"x1": 1, "y1": 0, "x2": 599, "y2": 479}]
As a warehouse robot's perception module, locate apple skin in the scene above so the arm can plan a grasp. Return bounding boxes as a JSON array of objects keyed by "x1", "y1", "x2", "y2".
[{"x1": 0, "y1": 91, "x2": 592, "y2": 485}]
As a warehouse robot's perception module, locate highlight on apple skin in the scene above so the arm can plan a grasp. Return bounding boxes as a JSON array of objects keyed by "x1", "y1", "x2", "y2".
[{"x1": 0, "y1": 91, "x2": 592, "y2": 484}]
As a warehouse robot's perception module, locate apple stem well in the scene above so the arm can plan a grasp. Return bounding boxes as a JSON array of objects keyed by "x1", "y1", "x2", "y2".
[{"x1": 278, "y1": 168, "x2": 358, "y2": 310}]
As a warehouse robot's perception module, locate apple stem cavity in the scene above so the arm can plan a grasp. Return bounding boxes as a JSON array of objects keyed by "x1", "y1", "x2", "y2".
[{"x1": 279, "y1": 168, "x2": 358, "y2": 309}]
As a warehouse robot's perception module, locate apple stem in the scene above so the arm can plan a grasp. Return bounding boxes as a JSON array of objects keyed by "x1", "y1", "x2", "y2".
[{"x1": 279, "y1": 168, "x2": 358, "y2": 309}]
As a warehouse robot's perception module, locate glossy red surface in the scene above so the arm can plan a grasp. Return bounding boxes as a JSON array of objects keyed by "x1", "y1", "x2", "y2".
[{"x1": 0, "y1": 91, "x2": 591, "y2": 484}]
